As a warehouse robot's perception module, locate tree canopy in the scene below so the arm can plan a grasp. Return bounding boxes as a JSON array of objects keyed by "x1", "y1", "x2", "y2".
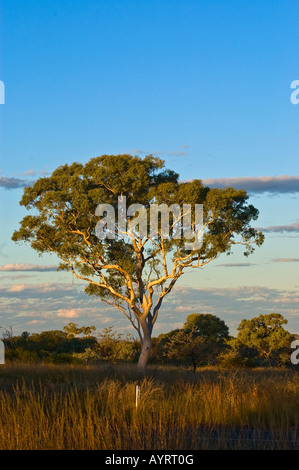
[
  {"x1": 12, "y1": 154, "x2": 264, "y2": 369},
  {"x1": 183, "y1": 313, "x2": 229, "y2": 340},
  {"x1": 236, "y1": 313, "x2": 293, "y2": 366}
]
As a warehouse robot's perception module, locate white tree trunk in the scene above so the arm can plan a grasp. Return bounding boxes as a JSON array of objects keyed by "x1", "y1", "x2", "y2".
[
  {"x1": 137, "y1": 335, "x2": 152, "y2": 370},
  {"x1": 137, "y1": 314, "x2": 153, "y2": 370}
]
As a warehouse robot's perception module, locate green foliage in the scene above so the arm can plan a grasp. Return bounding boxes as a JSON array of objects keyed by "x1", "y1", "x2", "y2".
[
  {"x1": 151, "y1": 329, "x2": 180, "y2": 364},
  {"x1": 235, "y1": 313, "x2": 294, "y2": 366},
  {"x1": 160, "y1": 314, "x2": 230, "y2": 371},
  {"x1": 164, "y1": 329, "x2": 208, "y2": 371},
  {"x1": 3, "y1": 326, "x2": 97, "y2": 363},
  {"x1": 72, "y1": 327, "x2": 138, "y2": 364},
  {"x1": 96, "y1": 327, "x2": 138, "y2": 363},
  {"x1": 217, "y1": 337, "x2": 259, "y2": 368},
  {"x1": 72, "y1": 347, "x2": 101, "y2": 363},
  {"x1": 5, "y1": 348, "x2": 39, "y2": 363},
  {"x1": 183, "y1": 313, "x2": 229, "y2": 340}
]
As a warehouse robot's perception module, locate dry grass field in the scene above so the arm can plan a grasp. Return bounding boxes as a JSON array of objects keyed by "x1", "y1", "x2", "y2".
[{"x1": 0, "y1": 363, "x2": 298, "y2": 450}]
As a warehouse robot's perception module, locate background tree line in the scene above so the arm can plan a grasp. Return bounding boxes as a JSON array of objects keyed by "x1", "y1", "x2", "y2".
[{"x1": 2, "y1": 313, "x2": 297, "y2": 369}]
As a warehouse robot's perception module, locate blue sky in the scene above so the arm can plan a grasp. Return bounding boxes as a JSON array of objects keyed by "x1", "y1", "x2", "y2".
[{"x1": 0, "y1": 0, "x2": 298, "y2": 338}]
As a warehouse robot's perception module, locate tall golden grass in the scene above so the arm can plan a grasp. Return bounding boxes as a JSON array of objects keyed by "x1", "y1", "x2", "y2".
[{"x1": 0, "y1": 363, "x2": 298, "y2": 449}]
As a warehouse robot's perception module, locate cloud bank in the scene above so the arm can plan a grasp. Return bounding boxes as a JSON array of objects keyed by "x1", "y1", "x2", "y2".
[
  {"x1": 0, "y1": 176, "x2": 29, "y2": 189},
  {"x1": 0, "y1": 264, "x2": 58, "y2": 272},
  {"x1": 256, "y1": 222, "x2": 299, "y2": 233},
  {"x1": 201, "y1": 175, "x2": 299, "y2": 194},
  {"x1": 272, "y1": 258, "x2": 299, "y2": 263},
  {"x1": 1, "y1": 280, "x2": 298, "y2": 337},
  {"x1": 216, "y1": 263, "x2": 255, "y2": 268}
]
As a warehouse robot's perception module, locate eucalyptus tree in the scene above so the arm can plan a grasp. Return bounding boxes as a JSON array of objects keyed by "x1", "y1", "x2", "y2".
[{"x1": 12, "y1": 154, "x2": 264, "y2": 369}]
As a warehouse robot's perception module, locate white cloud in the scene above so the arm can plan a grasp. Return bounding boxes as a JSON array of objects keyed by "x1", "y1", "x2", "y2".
[
  {"x1": 0, "y1": 282, "x2": 78, "y2": 298},
  {"x1": 7, "y1": 284, "x2": 26, "y2": 292},
  {"x1": 56, "y1": 308, "x2": 82, "y2": 318}
]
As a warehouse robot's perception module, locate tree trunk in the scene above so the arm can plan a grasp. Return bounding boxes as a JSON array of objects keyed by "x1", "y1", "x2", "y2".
[
  {"x1": 137, "y1": 316, "x2": 152, "y2": 370},
  {"x1": 138, "y1": 335, "x2": 152, "y2": 370}
]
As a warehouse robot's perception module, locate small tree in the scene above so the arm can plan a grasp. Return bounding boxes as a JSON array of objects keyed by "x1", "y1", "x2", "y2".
[
  {"x1": 164, "y1": 313, "x2": 229, "y2": 371},
  {"x1": 165, "y1": 328, "x2": 207, "y2": 371},
  {"x1": 236, "y1": 313, "x2": 293, "y2": 367},
  {"x1": 12, "y1": 154, "x2": 264, "y2": 369}
]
